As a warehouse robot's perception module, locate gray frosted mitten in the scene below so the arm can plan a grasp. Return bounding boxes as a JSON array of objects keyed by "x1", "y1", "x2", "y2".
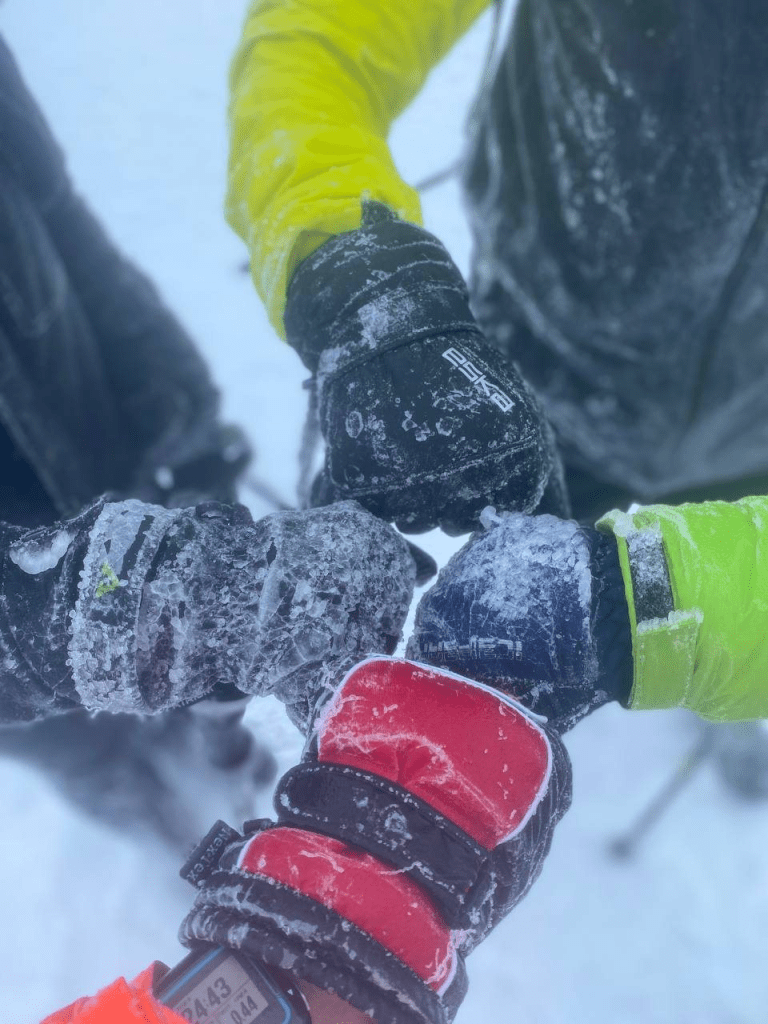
[{"x1": 0, "y1": 498, "x2": 415, "y2": 725}]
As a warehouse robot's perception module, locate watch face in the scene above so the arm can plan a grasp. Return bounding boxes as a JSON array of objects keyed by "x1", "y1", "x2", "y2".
[{"x1": 157, "y1": 947, "x2": 308, "y2": 1024}]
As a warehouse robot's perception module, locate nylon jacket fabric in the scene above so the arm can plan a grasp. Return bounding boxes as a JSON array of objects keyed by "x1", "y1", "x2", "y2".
[
  {"x1": 464, "y1": 0, "x2": 768, "y2": 501},
  {"x1": 40, "y1": 967, "x2": 186, "y2": 1024},
  {"x1": 0, "y1": 36, "x2": 239, "y2": 519},
  {"x1": 231, "y1": 2, "x2": 768, "y2": 727},
  {"x1": 227, "y1": 0, "x2": 490, "y2": 334},
  {"x1": 598, "y1": 496, "x2": 768, "y2": 722}
]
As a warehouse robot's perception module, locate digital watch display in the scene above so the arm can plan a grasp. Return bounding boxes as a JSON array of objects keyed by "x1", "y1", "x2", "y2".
[{"x1": 154, "y1": 945, "x2": 311, "y2": 1024}]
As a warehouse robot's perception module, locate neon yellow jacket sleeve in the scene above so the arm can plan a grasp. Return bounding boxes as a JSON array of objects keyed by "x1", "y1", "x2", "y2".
[
  {"x1": 598, "y1": 497, "x2": 768, "y2": 721},
  {"x1": 227, "y1": 0, "x2": 491, "y2": 336}
]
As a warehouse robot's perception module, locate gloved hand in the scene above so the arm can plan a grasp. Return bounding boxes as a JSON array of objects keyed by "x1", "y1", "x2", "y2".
[
  {"x1": 284, "y1": 203, "x2": 566, "y2": 535},
  {"x1": 407, "y1": 510, "x2": 634, "y2": 732},
  {"x1": 0, "y1": 498, "x2": 415, "y2": 727},
  {"x1": 41, "y1": 960, "x2": 371, "y2": 1024},
  {"x1": 179, "y1": 656, "x2": 572, "y2": 1024}
]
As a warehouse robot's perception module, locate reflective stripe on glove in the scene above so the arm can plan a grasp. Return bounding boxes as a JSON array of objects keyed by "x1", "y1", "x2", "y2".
[{"x1": 180, "y1": 657, "x2": 572, "y2": 1024}]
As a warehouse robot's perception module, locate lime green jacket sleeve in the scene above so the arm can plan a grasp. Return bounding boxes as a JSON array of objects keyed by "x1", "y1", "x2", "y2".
[
  {"x1": 227, "y1": 0, "x2": 491, "y2": 336},
  {"x1": 597, "y1": 497, "x2": 768, "y2": 721}
]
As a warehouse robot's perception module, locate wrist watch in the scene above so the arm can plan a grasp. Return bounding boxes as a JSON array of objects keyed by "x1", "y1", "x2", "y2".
[{"x1": 154, "y1": 944, "x2": 312, "y2": 1024}]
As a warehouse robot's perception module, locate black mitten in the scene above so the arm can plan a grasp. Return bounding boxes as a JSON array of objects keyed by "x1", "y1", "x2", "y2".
[{"x1": 285, "y1": 203, "x2": 565, "y2": 535}]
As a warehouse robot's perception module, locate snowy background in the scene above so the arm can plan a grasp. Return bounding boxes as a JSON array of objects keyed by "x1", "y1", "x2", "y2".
[{"x1": 2, "y1": 2, "x2": 768, "y2": 1021}]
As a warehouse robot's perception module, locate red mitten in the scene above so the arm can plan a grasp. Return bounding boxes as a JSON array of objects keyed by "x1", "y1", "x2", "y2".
[{"x1": 181, "y1": 658, "x2": 572, "y2": 1024}]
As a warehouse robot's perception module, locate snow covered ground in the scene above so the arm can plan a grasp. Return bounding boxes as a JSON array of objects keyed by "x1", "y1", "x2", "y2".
[{"x1": 2, "y1": 2, "x2": 768, "y2": 1021}]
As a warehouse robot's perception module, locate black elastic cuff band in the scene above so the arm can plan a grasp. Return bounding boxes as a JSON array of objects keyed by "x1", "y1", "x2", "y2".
[
  {"x1": 275, "y1": 761, "x2": 494, "y2": 928},
  {"x1": 586, "y1": 530, "x2": 634, "y2": 707},
  {"x1": 284, "y1": 216, "x2": 475, "y2": 374},
  {"x1": 317, "y1": 318, "x2": 484, "y2": 389},
  {"x1": 182, "y1": 869, "x2": 466, "y2": 1024}
]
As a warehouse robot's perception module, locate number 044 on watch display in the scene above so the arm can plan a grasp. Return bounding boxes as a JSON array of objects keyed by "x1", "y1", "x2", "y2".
[{"x1": 154, "y1": 945, "x2": 311, "y2": 1024}]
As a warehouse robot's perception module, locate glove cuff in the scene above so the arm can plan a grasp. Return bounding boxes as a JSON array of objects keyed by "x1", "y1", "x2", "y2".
[
  {"x1": 275, "y1": 760, "x2": 494, "y2": 929},
  {"x1": 180, "y1": 823, "x2": 466, "y2": 1024},
  {"x1": 284, "y1": 210, "x2": 480, "y2": 375},
  {"x1": 70, "y1": 499, "x2": 189, "y2": 712},
  {"x1": 585, "y1": 529, "x2": 634, "y2": 707}
]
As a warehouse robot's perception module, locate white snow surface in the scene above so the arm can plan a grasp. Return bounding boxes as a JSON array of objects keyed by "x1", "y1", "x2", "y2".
[{"x1": 1, "y1": 3, "x2": 768, "y2": 1022}]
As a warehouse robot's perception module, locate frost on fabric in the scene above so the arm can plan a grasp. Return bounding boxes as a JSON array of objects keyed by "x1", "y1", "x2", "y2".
[
  {"x1": 463, "y1": 0, "x2": 768, "y2": 501},
  {"x1": 240, "y1": 503, "x2": 416, "y2": 731},
  {"x1": 407, "y1": 512, "x2": 598, "y2": 730},
  {"x1": 66, "y1": 499, "x2": 413, "y2": 722},
  {"x1": 316, "y1": 311, "x2": 554, "y2": 530},
  {"x1": 624, "y1": 523, "x2": 670, "y2": 616},
  {"x1": 68, "y1": 500, "x2": 187, "y2": 713},
  {"x1": 479, "y1": 505, "x2": 504, "y2": 530},
  {"x1": 607, "y1": 510, "x2": 678, "y2": 623},
  {"x1": 0, "y1": 512, "x2": 94, "y2": 721},
  {"x1": 9, "y1": 528, "x2": 72, "y2": 574},
  {"x1": 287, "y1": 216, "x2": 555, "y2": 532},
  {"x1": 636, "y1": 607, "x2": 703, "y2": 635}
]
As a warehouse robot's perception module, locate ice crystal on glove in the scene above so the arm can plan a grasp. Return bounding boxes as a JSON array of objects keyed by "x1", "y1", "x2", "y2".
[
  {"x1": 231, "y1": 502, "x2": 416, "y2": 728},
  {"x1": 407, "y1": 511, "x2": 608, "y2": 731},
  {"x1": 9, "y1": 529, "x2": 73, "y2": 574},
  {"x1": 67, "y1": 499, "x2": 414, "y2": 724}
]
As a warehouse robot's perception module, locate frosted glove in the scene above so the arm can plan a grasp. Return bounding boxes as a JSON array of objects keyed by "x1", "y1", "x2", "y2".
[
  {"x1": 0, "y1": 498, "x2": 415, "y2": 725},
  {"x1": 180, "y1": 657, "x2": 572, "y2": 1024},
  {"x1": 284, "y1": 203, "x2": 565, "y2": 535},
  {"x1": 407, "y1": 511, "x2": 633, "y2": 732}
]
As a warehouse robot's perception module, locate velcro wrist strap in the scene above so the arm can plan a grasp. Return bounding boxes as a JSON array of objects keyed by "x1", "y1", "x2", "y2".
[
  {"x1": 584, "y1": 529, "x2": 634, "y2": 706},
  {"x1": 275, "y1": 761, "x2": 493, "y2": 929},
  {"x1": 625, "y1": 528, "x2": 674, "y2": 623},
  {"x1": 315, "y1": 283, "x2": 482, "y2": 388},
  {"x1": 70, "y1": 500, "x2": 186, "y2": 712}
]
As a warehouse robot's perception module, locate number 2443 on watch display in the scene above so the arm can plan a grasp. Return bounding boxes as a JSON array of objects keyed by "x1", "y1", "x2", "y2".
[{"x1": 154, "y1": 945, "x2": 311, "y2": 1024}]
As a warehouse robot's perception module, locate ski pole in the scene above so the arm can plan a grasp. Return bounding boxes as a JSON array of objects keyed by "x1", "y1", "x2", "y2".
[
  {"x1": 609, "y1": 724, "x2": 718, "y2": 860},
  {"x1": 242, "y1": 473, "x2": 293, "y2": 511}
]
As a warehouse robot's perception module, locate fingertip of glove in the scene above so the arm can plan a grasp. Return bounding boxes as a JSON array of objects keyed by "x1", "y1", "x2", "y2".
[{"x1": 405, "y1": 541, "x2": 438, "y2": 586}]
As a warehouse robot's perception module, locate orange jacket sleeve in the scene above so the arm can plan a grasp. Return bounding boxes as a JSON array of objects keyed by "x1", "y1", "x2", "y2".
[{"x1": 40, "y1": 966, "x2": 186, "y2": 1024}]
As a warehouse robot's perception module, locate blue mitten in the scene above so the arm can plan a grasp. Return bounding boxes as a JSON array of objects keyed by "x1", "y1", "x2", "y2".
[{"x1": 407, "y1": 510, "x2": 633, "y2": 732}]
